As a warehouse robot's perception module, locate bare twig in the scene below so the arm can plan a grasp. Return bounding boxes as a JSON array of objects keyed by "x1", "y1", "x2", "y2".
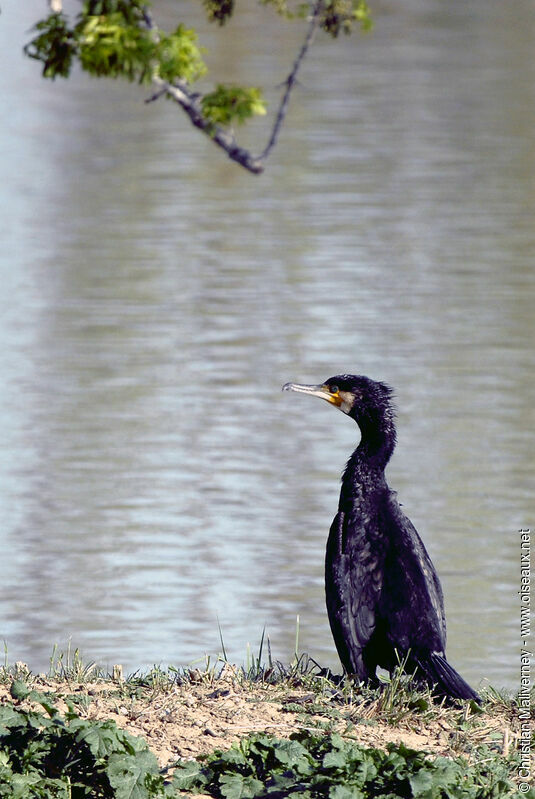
[
  {"x1": 259, "y1": 0, "x2": 324, "y2": 162},
  {"x1": 141, "y1": 6, "x2": 156, "y2": 30},
  {"x1": 144, "y1": 85, "x2": 169, "y2": 104}
]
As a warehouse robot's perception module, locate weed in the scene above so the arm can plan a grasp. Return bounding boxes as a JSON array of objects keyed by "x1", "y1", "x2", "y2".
[
  {"x1": 0, "y1": 685, "x2": 166, "y2": 798},
  {"x1": 48, "y1": 642, "x2": 101, "y2": 684},
  {"x1": 171, "y1": 729, "x2": 526, "y2": 798}
]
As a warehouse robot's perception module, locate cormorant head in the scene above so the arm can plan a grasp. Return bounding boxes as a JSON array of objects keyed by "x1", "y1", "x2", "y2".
[{"x1": 283, "y1": 374, "x2": 396, "y2": 460}]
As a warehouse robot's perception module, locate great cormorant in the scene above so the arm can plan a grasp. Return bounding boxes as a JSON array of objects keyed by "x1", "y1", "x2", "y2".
[{"x1": 283, "y1": 374, "x2": 479, "y2": 702}]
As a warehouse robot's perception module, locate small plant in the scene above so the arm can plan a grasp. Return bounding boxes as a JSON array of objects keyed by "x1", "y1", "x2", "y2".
[
  {"x1": 0, "y1": 688, "x2": 166, "y2": 798},
  {"x1": 171, "y1": 729, "x2": 521, "y2": 798},
  {"x1": 48, "y1": 642, "x2": 101, "y2": 683}
]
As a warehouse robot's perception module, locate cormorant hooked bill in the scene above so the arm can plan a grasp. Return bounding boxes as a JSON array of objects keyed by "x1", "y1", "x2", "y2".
[{"x1": 283, "y1": 374, "x2": 479, "y2": 702}]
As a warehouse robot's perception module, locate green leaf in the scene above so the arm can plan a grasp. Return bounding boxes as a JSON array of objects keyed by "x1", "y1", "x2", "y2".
[
  {"x1": 107, "y1": 750, "x2": 163, "y2": 799},
  {"x1": 155, "y1": 25, "x2": 207, "y2": 83},
  {"x1": 322, "y1": 749, "x2": 348, "y2": 770},
  {"x1": 272, "y1": 738, "x2": 311, "y2": 770},
  {"x1": 219, "y1": 772, "x2": 265, "y2": 799},
  {"x1": 409, "y1": 768, "x2": 435, "y2": 797},
  {"x1": 219, "y1": 747, "x2": 250, "y2": 767},
  {"x1": 37, "y1": 699, "x2": 61, "y2": 719},
  {"x1": 172, "y1": 759, "x2": 209, "y2": 791},
  {"x1": 202, "y1": 85, "x2": 267, "y2": 126},
  {"x1": 0, "y1": 705, "x2": 25, "y2": 734},
  {"x1": 74, "y1": 720, "x2": 122, "y2": 758},
  {"x1": 23, "y1": 13, "x2": 77, "y2": 79},
  {"x1": 349, "y1": 757, "x2": 377, "y2": 787},
  {"x1": 265, "y1": 772, "x2": 303, "y2": 793},
  {"x1": 329, "y1": 786, "x2": 364, "y2": 799},
  {"x1": 9, "y1": 681, "x2": 30, "y2": 701}
]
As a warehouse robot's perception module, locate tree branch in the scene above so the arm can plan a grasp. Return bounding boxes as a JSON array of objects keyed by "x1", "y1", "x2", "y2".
[
  {"x1": 151, "y1": 77, "x2": 265, "y2": 174},
  {"x1": 142, "y1": 5, "x2": 264, "y2": 173},
  {"x1": 143, "y1": 0, "x2": 323, "y2": 174},
  {"x1": 259, "y1": 0, "x2": 324, "y2": 162}
]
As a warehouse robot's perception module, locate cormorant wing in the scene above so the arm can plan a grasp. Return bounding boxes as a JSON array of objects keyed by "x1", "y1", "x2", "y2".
[
  {"x1": 325, "y1": 509, "x2": 384, "y2": 679},
  {"x1": 382, "y1": 491, "x2": 447, "y2": 652}
]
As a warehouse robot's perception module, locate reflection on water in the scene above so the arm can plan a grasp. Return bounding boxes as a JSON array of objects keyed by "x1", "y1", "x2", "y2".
[{"x1": 0, "y1": 0, "x2": 533, "y2": 688}]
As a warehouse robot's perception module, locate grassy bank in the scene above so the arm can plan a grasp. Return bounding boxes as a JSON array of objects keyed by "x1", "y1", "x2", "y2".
[{"x1": 0, "y1": 650, "x2": 532, "y2": 797}]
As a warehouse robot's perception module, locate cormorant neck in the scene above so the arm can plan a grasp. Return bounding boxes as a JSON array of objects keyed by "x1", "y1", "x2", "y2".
[
  {"x1": 346, "y1": 411, "x2": 397, "y2": 475},
  {"x1": 357, "y1": 420, "x2": 396, "y2": 467},
  {"x1": 338, "y1": 411, "x2": 396, "y2": 506}
]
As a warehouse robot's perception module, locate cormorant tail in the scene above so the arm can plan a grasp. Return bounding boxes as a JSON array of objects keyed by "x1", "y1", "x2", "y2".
[{"x1": 417, "y1": 652, "x2": 481, "y2": 703}]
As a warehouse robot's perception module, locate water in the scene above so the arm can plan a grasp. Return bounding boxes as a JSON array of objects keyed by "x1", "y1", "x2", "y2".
[{"x1": 0, "y1": 0, "x2": 533, "y2": 690}]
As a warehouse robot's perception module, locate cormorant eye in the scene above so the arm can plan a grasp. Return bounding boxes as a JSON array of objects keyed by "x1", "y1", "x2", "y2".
[{"x1": 329, "y1": 385, "x2": 339, "y2": 394}]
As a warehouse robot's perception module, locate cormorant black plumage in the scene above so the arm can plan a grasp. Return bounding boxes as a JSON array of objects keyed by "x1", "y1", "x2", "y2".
[{"x1": 283, "y1": 374, "x2": 479, "y2": 702}]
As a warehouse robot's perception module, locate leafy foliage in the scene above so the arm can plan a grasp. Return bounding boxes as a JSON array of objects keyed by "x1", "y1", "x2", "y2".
[
  {"x1": 23, "y1": 1, "x2": 268, "y2": 135},
  {"x1": 23, "y1": 14, "x2": 77, "y2": 79},
  {"x1": 0, "y1": 684, "x2": 166, "y2": 798},
  {"x1": 202, "y1": 0, "x2": 236, "y2": 26},
  {"x1": 172, "y1": 730, "x2": 521, "y2": 798},
  {"x1": 156, "y1": 26, "x2": 207, "y2": 83},
  {"x1": 261, "y1": 0, "x2": 372, "y2": 35},
  {"x1": 0, "y1": 667, "x2": 531, "y2": 799},
  {"x1": 202, "y1": 86, "x2": 267, "y2": 126},
  {"x1": 81, "y1": 0, "x2": 148, "y2": 23},
  {"x1": 23, "y1": 0, "x2": 367, "y2": 126},
  {"x1": 76, "y1": 13, "x2": 157, "y2": 81},
  {"x1": 25, "y1": 8, "x2": 206, "y2": 86},
  {"x1": 23, "y1": 0, "x2": 373, "y2": 170},
  {"x1": 322, "y1": 0, "x2": 373, "y2": 36}
]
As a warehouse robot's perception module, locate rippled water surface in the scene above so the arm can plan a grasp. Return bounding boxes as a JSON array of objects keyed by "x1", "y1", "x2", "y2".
[{"x1": 1, "y1": 0, "x2": 533, "y2": 689}]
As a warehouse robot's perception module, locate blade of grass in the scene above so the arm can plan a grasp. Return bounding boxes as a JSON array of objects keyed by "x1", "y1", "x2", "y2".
[{"x1": 217, "y1": 617, "x2": 228, "y2": 662}]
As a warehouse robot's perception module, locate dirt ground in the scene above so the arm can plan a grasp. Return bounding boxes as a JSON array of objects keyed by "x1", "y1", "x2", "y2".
[{"x1": 0, "y1": 664, "x2": 523, "y2": 774}]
